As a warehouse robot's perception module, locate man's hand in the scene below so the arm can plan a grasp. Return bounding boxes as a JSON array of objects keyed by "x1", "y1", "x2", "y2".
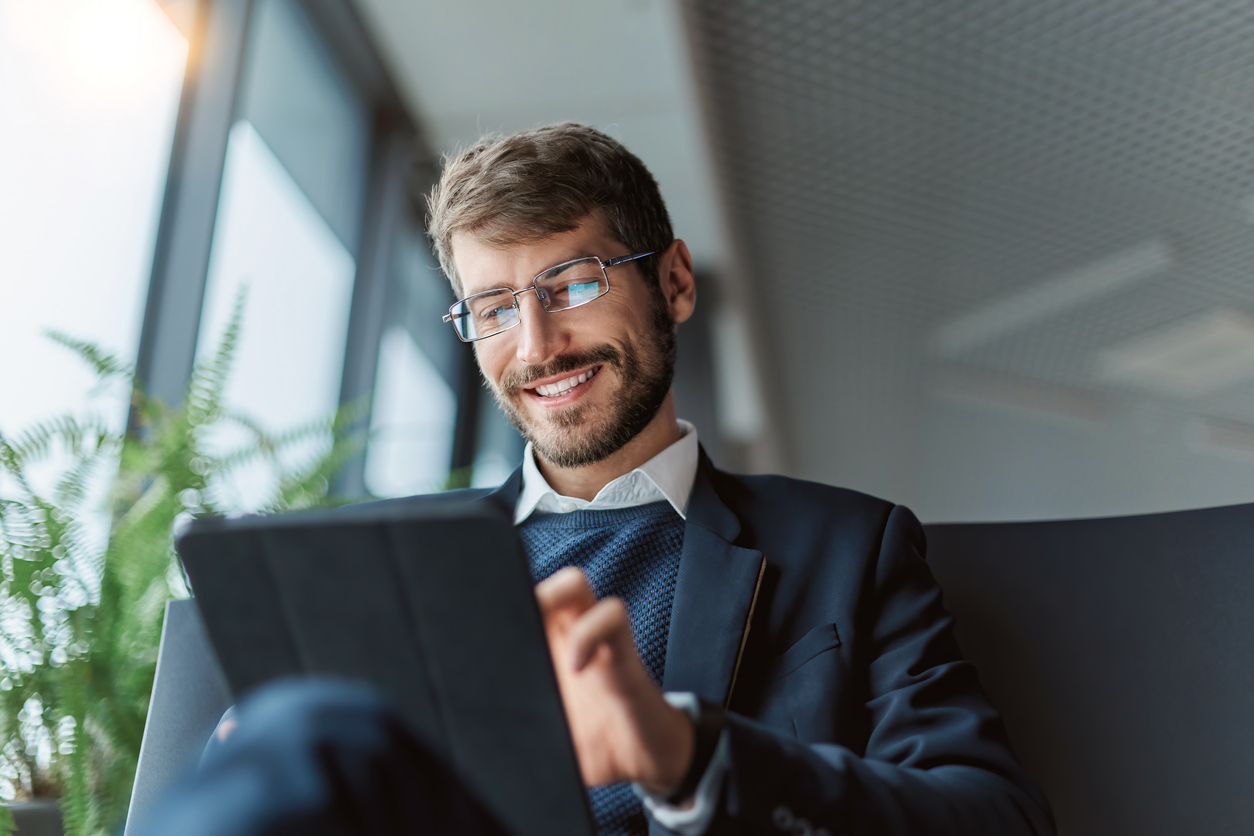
[{"x1": 536, "y1": 567, "x2": 694, "y2": 795}]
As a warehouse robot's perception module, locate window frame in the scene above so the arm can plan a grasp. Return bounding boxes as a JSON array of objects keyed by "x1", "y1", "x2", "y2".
[{"x1": 137, "y1": 0, "x2": 483, "y2": 497}]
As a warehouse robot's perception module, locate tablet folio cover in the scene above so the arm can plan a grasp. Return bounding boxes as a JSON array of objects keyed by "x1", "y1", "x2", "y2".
[{"x1": 176, "y1": 500, "x2": 594, "y2": 836}]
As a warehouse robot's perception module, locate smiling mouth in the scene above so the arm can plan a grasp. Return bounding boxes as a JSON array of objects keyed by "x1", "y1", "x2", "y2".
[{"x1": 530, "y1": 365, "x2": 601, "y2": 398}]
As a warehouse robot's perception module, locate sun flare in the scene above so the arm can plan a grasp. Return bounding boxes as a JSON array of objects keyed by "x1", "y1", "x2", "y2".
[{"x1": 2, "y1": 0, "x2": 187, "y2": 104}]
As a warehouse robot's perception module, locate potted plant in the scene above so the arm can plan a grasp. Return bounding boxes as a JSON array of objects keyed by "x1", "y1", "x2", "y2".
[{"x1": 0, "y1": 296, "x2": 362, "y2": 835}]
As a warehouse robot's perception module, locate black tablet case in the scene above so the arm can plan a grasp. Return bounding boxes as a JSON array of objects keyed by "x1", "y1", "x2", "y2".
[{"x1": 176, "y1": 499, "x2": 595, "y2": 836}]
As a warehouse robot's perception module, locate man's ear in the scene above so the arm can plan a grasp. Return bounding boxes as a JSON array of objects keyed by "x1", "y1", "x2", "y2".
[{"x1": 658, "y1": 239, "x2": 696, "y2": 325}]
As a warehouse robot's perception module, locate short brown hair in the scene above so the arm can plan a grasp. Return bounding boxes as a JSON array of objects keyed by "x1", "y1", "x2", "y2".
[{"x1": 426, "y1": 123, "x2": 674, "y2": 296}]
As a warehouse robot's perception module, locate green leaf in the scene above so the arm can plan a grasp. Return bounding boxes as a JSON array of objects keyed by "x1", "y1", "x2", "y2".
[
  {"x1": 44, "y1": 331, "x2": 132, "y2": 383},
  {"x1": 0, "y1": 295, "x2": 363, "y2": 830}
]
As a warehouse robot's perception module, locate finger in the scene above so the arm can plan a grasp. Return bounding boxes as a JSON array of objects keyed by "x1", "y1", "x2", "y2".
[
  {"x1": 535, "y1": 566, "x2": 597, "y2": 619},
  {"x1": 568, "y1": 597, "x2": 636, "y2": 671}
]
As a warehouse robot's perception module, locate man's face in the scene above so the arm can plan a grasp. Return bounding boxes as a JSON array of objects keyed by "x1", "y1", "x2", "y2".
[{"x1": 451, "y1": 217, "x2": 675, "y2": 468}]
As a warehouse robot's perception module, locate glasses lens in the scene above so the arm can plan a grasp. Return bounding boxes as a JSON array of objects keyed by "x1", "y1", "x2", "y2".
[
  {"x1": 534, "y1": 258, "x2": 608, "y2": 312},
  {"x1": 451, "y1": 290, "x2": 518, "y2": 340}
]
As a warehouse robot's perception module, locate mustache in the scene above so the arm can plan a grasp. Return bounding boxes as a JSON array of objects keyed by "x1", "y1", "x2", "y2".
[{"x1": 498, "y1": 345, "x2": 622, "y2": 397}]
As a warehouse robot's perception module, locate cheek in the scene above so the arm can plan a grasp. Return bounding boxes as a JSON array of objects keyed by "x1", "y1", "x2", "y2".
[
  {"x1": 582, "y1": 290, "x2": 649, "y2": 340},
  {"x1": 473, "y1": 344, "x2": 509, "y2": 387}
]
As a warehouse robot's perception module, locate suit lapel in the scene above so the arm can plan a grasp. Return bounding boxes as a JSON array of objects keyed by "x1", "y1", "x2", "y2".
[
  {"x1": 482, "y1": 466, "x2": 523, "y2": 520},
  {"x1": 663, "y1": 451, "x2": 765, "y2": 707},
  {"x1": 494, "y1": 454, "x2": 765, "y2": 706}
]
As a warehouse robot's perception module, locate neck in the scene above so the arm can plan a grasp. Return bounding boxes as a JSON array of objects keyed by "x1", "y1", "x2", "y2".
[{"x1": 535, "y1": 391, "x2": 682, "y2": 501}]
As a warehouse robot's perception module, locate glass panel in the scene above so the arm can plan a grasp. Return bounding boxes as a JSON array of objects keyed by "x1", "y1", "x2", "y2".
[
  {"x1": 195, "y1": 122, "x2": 356, "y2": 512},
  {"x1": 237, "y1": 0, "x2": 370, "y2": 255},
  {"x1": 0, "y1": 0, "x2": 186, "y2": 508},
  {"x1": 363, "y1": 212, "x2": 461, "y2": 497},
  {"x1": 193, "y1": 0, "x2": 373, "y2": 512},
  {"x1": 364, "y1": 327, "x2": 457, "y2": 496}
]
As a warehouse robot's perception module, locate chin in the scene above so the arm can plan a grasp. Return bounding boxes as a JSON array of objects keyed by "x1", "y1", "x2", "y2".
[
  {"x1": 509, "y1": 404, "x2": 622, "y2": 468},
  {"x1": 527, "y1": 413, "x2": 613, "y2": 468},
  {"x1": 493, "y1": 334, "x2": 672, "y2": 469}
]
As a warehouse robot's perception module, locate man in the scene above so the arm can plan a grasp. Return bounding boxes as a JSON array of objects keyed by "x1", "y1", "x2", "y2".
[{"x1": 142, "y1": 124, "x2": 1054, "y2": 836}]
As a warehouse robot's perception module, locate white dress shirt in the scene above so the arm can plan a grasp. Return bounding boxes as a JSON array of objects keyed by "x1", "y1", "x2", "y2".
[
  {"x1": 514, "y1": 420, "x2": 700, "y2": 524},
  {"x1": 514, "y1": 420, "x2": 728, "y2": 835}
]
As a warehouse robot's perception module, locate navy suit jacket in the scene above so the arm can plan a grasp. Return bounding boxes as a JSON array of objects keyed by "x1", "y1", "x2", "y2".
[{"x1": 432, "y1": 449, "x2": 1054, "y2": 836}]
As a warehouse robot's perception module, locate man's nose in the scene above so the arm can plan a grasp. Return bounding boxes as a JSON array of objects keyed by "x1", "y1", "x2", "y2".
[{"x1": 514, "y1": 289, "x2": 566, "y2": 365}]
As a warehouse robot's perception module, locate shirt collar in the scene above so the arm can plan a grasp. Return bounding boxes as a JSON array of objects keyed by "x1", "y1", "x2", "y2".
[{"x1": 514, "y1": 420, "x2": 699, "y2": 524}]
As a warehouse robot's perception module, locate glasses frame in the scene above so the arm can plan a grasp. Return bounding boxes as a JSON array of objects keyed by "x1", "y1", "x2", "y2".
[{"x1": 442, "y1": 251, "x2": 656, "y2": 343}]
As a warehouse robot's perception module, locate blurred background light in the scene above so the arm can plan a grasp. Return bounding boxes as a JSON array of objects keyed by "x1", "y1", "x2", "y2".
[
  {"x1": 3, "y1": 0, "x2": 183, "y2": 103},
  {"x1": 0, "y1": 0, "x2": 186, "y2": 500}
]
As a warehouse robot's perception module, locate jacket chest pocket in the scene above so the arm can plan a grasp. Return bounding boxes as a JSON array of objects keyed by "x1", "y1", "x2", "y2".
[{"x1": 759, "y1": 623, "x2": 846, "y2": 742}]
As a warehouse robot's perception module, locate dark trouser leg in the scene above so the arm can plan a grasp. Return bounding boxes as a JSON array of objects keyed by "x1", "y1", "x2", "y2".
[{"x1": 132, "y1": 678, "x2": 509, "y2": 836}]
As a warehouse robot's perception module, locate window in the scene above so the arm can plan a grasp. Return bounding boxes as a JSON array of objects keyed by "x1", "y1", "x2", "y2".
[
  {"x1": 196, "y1": 122, "x2": 358, "y2": 510},
  {"x1": 363, "y1": 215, "x2": 460, "y2": 497},
  {"x1": 192, "y1": 0, "x2": 370, "y2": 511},
  {"x1": 0, "y1": 0, "x2": 185, "y2": 505}
]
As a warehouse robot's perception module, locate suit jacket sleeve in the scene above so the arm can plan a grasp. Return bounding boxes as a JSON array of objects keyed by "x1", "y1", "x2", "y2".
[{"x1": 708, "y1": 505, "x2": 1055, "y2": 836}]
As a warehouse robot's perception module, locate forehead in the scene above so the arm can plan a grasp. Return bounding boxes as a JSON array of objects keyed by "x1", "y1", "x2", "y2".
[{"x1": 450, "y1": 217, "x2": 623, "y2": 296}]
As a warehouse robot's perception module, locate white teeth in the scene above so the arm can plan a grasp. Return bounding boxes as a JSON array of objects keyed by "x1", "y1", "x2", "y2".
[{"x1": 534, "y1": 367, "x2": 598, "y2": 397}]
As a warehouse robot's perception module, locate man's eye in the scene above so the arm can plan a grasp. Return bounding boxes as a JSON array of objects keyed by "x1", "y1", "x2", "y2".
[
  {"x1": 551, "y1": 280, "x2": 600, "y2": 305},
  {"x1": 565, "y1": 281, "x2": 600, "y2": 303}
]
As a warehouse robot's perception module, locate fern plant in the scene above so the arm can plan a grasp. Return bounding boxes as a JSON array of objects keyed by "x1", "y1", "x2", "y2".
[{"x1": 0, "y1": 293, "x2": 363, "y2": 835}]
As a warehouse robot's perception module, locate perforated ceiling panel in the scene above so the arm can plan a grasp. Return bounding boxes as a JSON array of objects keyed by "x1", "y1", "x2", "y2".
[{"x1": 682, "y1": 0, "x2": 1254, "y2": 486}]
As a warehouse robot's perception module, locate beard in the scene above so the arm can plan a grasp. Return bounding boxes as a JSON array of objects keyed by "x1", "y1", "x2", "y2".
[{"x1": 490, "y1": 296, "x2": 676, "y2": 468}]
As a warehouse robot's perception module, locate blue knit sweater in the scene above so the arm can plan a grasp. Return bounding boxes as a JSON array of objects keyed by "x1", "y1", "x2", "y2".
[{"x1": 519, "y1": 501, "x2": 686, "y2": 836}]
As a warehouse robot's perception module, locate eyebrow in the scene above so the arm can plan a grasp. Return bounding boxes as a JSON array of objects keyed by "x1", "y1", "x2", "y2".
[
  {"x1": 543, "y1": 252, "x2": 600, "y2": 278},
  {"x1": 461, "y1": 251, "x2": 602, "y2": 298}
]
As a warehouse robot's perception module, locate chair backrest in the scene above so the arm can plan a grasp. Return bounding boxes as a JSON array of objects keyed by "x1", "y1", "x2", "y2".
[
  {"x1": 924, "y1": 503, "x2": 1254, "y2": 836},
  {"x1": 123, "y1": 598, "x2": 233, "y2": 836}
]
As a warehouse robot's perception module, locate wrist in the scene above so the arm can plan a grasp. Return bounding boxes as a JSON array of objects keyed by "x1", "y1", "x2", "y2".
[
  {"x1": 662, "y1": 696, "x2": 725, "y2": 805},
  {"x1": 637, "y1": 700, "x2": 695, "y2": 795},
  {"x1": 636, "y1": 693, "x2": 726, "y2": 805}
]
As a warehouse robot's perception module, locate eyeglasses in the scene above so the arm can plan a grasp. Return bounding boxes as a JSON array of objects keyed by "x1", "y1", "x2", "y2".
[{"x1": 442, "y1": 252, "x2": 655, "y2": 342}]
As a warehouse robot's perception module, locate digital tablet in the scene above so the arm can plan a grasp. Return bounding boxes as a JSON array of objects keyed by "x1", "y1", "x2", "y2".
[{"x1": 176, "y1": 499, "x2": 594, "y2": 836}]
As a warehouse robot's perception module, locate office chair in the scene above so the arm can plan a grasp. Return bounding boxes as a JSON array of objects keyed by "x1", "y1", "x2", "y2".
[
  {"x1": 124, "y1": 504, "x2": 1254, "y2": 835},
  {"x1": 926, "y1": 503, "x2": 1254, "y2": 835},
  {"x1": 123, "y1": 599, "x2": 232, "y2": 836}
]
